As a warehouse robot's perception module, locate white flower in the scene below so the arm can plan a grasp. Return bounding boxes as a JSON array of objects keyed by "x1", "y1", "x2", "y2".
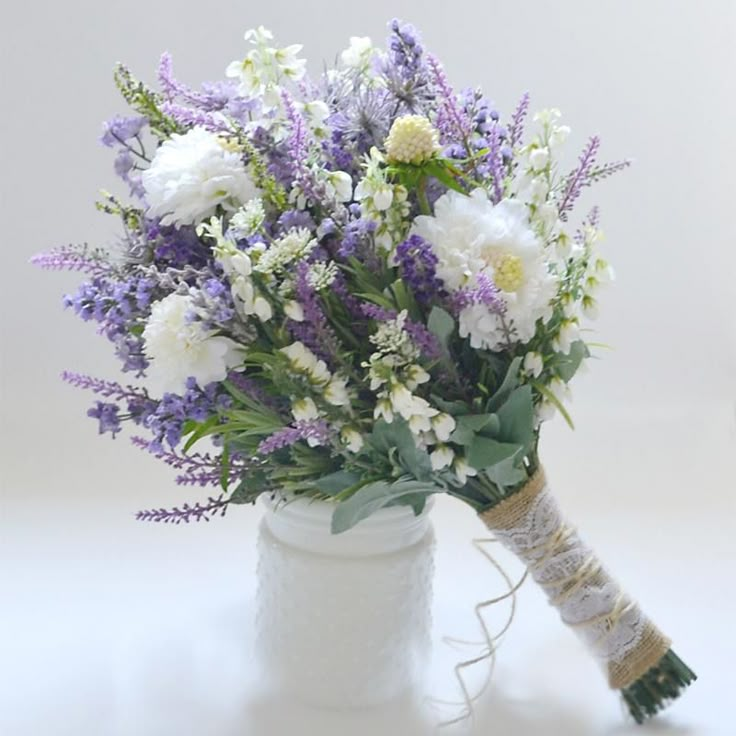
[
  {"x1": 355, "y1": 147, "x2": 394, "y2": 211},
  {"x1": 523, "y1": 351, "x2": 544, "y2": 378},
  {"x1": 229, "y1": 198, "x2": 266, "y2": 237},
  {"x1": 529, "y1": 147, "x2": 550, "y2": 171},
  {"x1": 385, "y1": 115, "x2": 440, "y2": 165},
  {"x1": 284, "y1": 300, "x2": 304, "y2": 322},
  {"x1": 280, "y1": 341, "x2": 331, "y2": 386},
  {"x1": 431, "y1": 413, "x2": 456, "y2": 443},
  {"x1": 340, "y1": 427, "x2": 364, "y2": 453},
  {"x1": 404, "y1": 364, "x2": 430, "y2": 390},
  {"x1": 142, "y1": 128, "x2": 258, "y2": 227},
  {"x1": 226, "y1": 26, "x2": 305, "y2": 105},
  {"x1": 307, "y1": 261, "x2": 339, "y2": 290},
  {"x1": 142, "y1": 293, "x2": 241, "y2": 394},
  {"x1": 430, "y1": 445, "x2": 455, "y2": 471},
  {"x1": 255, "y1": 228, "x2": 317, "y2": 276},
  {"x1": 374, "y1": 397, "x2": 394, "y2": 423},
  {"x1": 552, "y1": 319, "x2": 580, "y2": 355},
  {"x1": 324, "y1": 376, "x2": 350, "y2": 406},
  {"x1": 341, "y1": 36, "x2": 375, "y2": 69},
  {"x1": 413, "y1": 190, "x2": 556, "y2": 350},
  {"x1": 291, "y1": 397, "x2": 319, "y2": 422},
  {"x1": 453, "y1": 457, "x2": 478, "y2": 485},
  {"x1": 325, "y1": 171, "x2": 354, "y2": 202}
]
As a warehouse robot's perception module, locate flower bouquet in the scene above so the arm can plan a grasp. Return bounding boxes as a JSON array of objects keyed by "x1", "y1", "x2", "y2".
[{"x1": 34, "y1": 20, "x2": 695, "y2": 723}]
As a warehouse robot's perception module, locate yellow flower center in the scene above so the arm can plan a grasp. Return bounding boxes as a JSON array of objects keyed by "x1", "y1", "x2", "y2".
[{"x1": 492, "y1": 253, "x2": 525, "y2": 293}]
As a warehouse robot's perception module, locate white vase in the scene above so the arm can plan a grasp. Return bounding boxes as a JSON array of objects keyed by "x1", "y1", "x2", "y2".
[{"x1": 255, "y1": 494, "x2": 435, "y2": 709}]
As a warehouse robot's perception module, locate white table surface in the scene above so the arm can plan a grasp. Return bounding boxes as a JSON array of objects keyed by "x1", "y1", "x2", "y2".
[{"x1": 2, "y1": 401, "x2": 733, "y2": 736}]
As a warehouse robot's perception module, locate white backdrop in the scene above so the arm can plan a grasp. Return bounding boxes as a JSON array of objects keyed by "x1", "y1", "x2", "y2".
[{"x1": 1, "y1": 2, "x2": 735, "y2": 735}]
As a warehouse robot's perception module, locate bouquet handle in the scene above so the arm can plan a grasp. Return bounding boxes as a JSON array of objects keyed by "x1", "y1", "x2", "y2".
[{"x1": 479, "y1": 469, "x2": 695, "y2": 723}]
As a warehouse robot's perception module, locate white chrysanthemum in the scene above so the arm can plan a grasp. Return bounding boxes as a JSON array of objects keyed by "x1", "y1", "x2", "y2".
[
  {"x1": 142, "y1": 128, "x2": 258, "y2": 227},
  {"x1": 143, "y1": 293, "x2": 242, "y2": 394},
  {"x1": 412, "y1": 189, "x2": 557, "y2": 350}
]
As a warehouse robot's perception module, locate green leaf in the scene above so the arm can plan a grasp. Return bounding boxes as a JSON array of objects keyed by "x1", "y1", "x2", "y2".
[
  {"x1": 449, "y1": 413, "x2": 500, "y2": 445},
  {"x1": 182, "y1": 415, "x2": 221, "y2": 453},
  {"x1": 427, "y1": 306, "x2": 455, "y2": 351},
  {"x1": 486, "y1": 357, "x2": 522, "y2": 412},
  {"x1": 496, "y1": 385, "x2": 534, "y2": 451},
  {"x1": 386, "y1": 493, "x2": 428, "y2": 516},
  {"x1": 313, "y1": 470, "x2": 363, "y2": 496},
  {"x1": 331, "y1": 479, "x2": 437, "y2": 534},
  {"x1": 229, "y1": 469, "x2": 268, "y2": 504},
  {"x1": 466, "y1": 436, "x2": 523, "y2": 471},
  {"x1": 555, "y1": 340, "x2": 590, "y2": 383},
  {"x1": 484, "y1": 454, "x2": 527, "y2": 489},
  {"x1": 431, "y1": 396, "x2": 469, "y2": 416},
  {"x1": 368, "y1": 419, "x2": 432, "y2": 481}
]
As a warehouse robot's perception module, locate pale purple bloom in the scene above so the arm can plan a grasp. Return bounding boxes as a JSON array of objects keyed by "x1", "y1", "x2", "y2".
[
  {"x1": 136, "y1": 495, "x2": 230, "y2": 523},
  {"x1": 361, "y1": 303, "x2": 441, "y2": 358},
  {"x1": 395, "y1": 234, "x2": 446, "y2": 306},
  {"x1": 508, "y1": 92, "x2": 530, "y2": 149},
  {"x1": 558, "y1": 136, "x2": 601, "y2": 221},
  {"x1": 257, "y1": 420, "x2": 330, "y2": 456},
  {"x1": 100, "y1": 115, "x2": 146, "y2": 147},
  {"x1": 31, "y1": 245, "x2": 110, "y2": 278},
  {"x1": 87, "y1": 401, "x2": 122, "y2": 437},
  {"x1": 451, "y1": 273, "x2": 506, "y2": 314}
]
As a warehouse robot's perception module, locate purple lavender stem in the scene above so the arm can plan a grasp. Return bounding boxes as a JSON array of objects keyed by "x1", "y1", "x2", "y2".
[
  {"x1": 31, "y1": 245, "x2": 110, "y2": 278},
  {"x1": 451, "y1": 273, "x2": 506, "y2": 314},
  {"x1": 257, "y1": 420, "x2": 330, "y2": 456},
  {"x1": 135, "y1": 495, "x2": 230, "y2": 523},
  {"x1": 558, "y1": 136, "x2": 601, "y2": 221},
  {"x1": 427, "y1": 54, "x2": 473, "y2": 144},
  {"x1": 508, "y1": 92, "x2": 530, "y2": 149},
  {"x1": 61, "y1": 371, "x2": 149, "y2": 402}
]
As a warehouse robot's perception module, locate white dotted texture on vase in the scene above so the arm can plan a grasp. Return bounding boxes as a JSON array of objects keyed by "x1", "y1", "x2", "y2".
[{"x1": 255, "y1": 501, "x2": 435, "y2": 709}]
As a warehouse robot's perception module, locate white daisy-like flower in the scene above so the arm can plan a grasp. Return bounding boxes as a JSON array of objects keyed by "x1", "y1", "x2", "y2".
[
  {"x1": 412, "y1": 189, "x2": 557, "y2": 350},
  {"x1": 142, "y1": 127, "x2": 258, "y2": 227},
  {"x1": 142, "y1": 293, "x2": 242, "y2": 395}
]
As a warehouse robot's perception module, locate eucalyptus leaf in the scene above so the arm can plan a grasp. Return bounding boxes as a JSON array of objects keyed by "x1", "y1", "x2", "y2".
[
  {"x1": 496, "y1": 385, "x2": 534, "y2": 451},
  {"x1": 229, "y1": 469, "x2": 268, "y2": 504},
  {"x1": 486, "y1": 356, "x2": 522, "y2": 412},
  {"x1": 331, "y1": 479, "x2": 438, "y2": 534},
  {"x1": 466, "y1": 436, "x2": 522, "y2": 471},
  {"x1": 427, "y1": 306, "x2": 455, "y2": 351},
  {"x1": 484, "y1": 454, "x2": 527, "y2": 489},
  {"x1": 314, "y1": 470, "x2": 363, "y2": 496},
  {"x1": 450, "y1": 413, "x2": 500, "y2": 445},
  {"x1": 555, "y1": 340, "x2": 590, "y2": 383}
]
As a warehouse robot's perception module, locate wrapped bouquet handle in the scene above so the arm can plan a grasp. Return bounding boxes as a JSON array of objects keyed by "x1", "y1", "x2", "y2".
[{"x1": 479, "y1": 468, "x2": 695, "y2": 722}]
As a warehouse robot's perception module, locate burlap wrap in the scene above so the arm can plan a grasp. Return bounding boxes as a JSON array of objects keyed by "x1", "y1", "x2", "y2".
[{"x1": 479, "y1": 468, "x2": 671, "y2": 690}]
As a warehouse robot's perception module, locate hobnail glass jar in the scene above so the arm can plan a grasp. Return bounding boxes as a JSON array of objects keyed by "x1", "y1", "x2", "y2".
[{"x1": 255, "y1": 494, "x2": 435, "y2": 708}]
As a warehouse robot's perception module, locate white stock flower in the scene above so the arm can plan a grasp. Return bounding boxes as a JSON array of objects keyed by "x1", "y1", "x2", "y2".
[
  {"x1": 552, "y1": 319, "x2": 580, "y2": 355},
  {"x1": 142, "y1": 128, "x2": 258, "y2": 227},
  {"x1": 523, "y1": 351, "x2": 544, "y2": 378},
  {"x1": 325, "y1": 171, "x2": 354, "y2": 202},
  {"x1": 341, "y1": 36, "x2": 375, "y2": 69},
  {"x1": 143, "y1": 293, "x2": 241, "y2": 394},
  {"x1": 291, "y1": 397, "x2": 320, "y2": 422},
  {"x1": 430, "y1": 445, "x2": 455, "y2": 471},
  {"x1": 453, "y1": 457, "x2": 477, "y2": 485},
  {"x1": 431, "y1": 413, "x2": 456, "y2": 443},
  {"x1": 340, "y1": 427, "x2": 365, "y2": 453},
  {"x1": 226, "y1": 26, "x2": 306, "y2": 106},
  {"x1": 280, "y1": 341, "x2": 331, "y2": 386},
  {"x1": 412, "y1": 190, "x2": 556, "y2": 350},
  {"x1": 529, "y1": 147, "x2": 550, "y2": 171},
  {"x1": 324, "y1": 376, "x2": 350, "y2": 406},
  {"x1": 284, "y1": 300, "x2": 304, "y2": 322}
]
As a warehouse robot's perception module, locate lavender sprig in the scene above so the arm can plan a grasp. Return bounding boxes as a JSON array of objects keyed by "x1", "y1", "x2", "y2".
[
  {"x1": 257, "y1": 420, "x2": 330, "y2": 456},
  {"x1": 135, "y1": 495, "x2": 230, "y2": 523},
  {"x1": 61, "y1": 370, "x2": 150, "y2": 402},
  {"x1": 451, "y1": 273, "x2": 506, "y2": 314},
  {"x1": 558, "y1": 135, "x2": 601, "y2": 221},
  {"x1": 31, "y1": 245, "x2": 111, "y2": 278},
  {"x1": 427, "y1": 54, "x2": 473, "y2": 145},
  {"x1": 508, "y1": 91, "x2": 530, "y2": 149}
]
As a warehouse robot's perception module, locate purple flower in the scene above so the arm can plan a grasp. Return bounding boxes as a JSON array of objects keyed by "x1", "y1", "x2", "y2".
[
  {"x1": 87, "y1": 401, "x2": 122, "y2": 437},
  {"x1": 508, "y1": 92, "x2": 530, "y2": 149},
  {"x1": 337, "y1": 215, "x2": 377, "y2": 258},
  {"x1": 136, "y1": 495, "x2": 230, "y2": 523},
  {"x1": 558, "y1": 136, "x2": 601, "y2": 221},
  {"x1": 100, "y1": 116, "x2": 147, "y2": 147},
  {"x1": 287, "y1": 260, "x2": 341, "y2": 365},
  {"x1": 30, "y1": 245, "x2": 111, "y2": 278},
  {"x1": 382, "y1": 20, "x2": 433, "y2": 113},
  {"x1": 451, "y1": 273, "x2": 506, "y2": 314},
  {"x1": 256, "y1": 420, "x2": 330, "y2": 456},
  {"x1": 427, "y1": 54, "x2": 473, "y2": 145},
  {"x1": 395, "y1": 234, "x2": 446, "y2": 306}
]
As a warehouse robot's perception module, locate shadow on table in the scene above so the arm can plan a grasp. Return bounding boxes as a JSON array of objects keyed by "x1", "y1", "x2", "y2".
[{"x1": 244, "y1": 692, "x2": 433, "y2": 736}]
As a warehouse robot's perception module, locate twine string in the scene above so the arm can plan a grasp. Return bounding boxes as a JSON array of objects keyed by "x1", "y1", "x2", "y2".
[{"x1": 432, "y1": 537, "x2": 528, "y2": 729}]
